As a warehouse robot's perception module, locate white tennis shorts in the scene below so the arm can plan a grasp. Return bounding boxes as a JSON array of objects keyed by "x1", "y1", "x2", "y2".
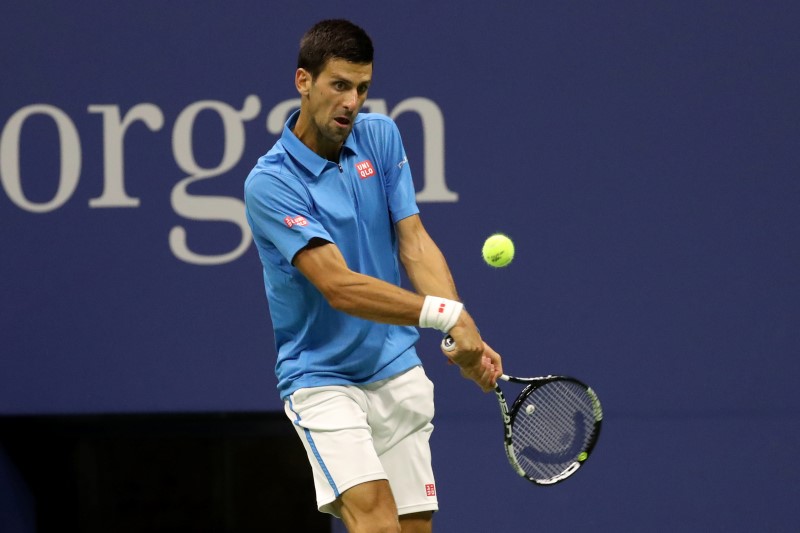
[{"x1": 284, "y1": 365, "x2": 438, "y2": 517}]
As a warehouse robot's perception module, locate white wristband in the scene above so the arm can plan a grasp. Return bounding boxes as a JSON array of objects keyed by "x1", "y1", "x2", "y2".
[{"x1": 419, "y1": 296, "x2": 464, "y2": 333}]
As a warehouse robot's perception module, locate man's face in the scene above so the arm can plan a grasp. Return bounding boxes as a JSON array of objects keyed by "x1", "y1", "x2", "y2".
[{"x1": 298, "y1": 58, "x2": 372, "y2": 152}]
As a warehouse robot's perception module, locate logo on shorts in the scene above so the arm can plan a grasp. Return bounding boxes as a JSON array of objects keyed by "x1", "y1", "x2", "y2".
[
  {"x1": 425, "y1": 483, "x2": 436, "y2": 497},
  {"x1": 284, "y1": 215, "x2": 308, "y2": 228},
  {"x1": 355, "y1": 159, "x2": 375, "y2": 179}
]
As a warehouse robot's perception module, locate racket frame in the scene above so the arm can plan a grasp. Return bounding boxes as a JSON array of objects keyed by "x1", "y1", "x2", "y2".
[
  {"x1": 497, "y1": 374, "x2": 603, "y2": 486},
  {"x1": 440, "y1": 335, "x2": 602, "y2": 485}
]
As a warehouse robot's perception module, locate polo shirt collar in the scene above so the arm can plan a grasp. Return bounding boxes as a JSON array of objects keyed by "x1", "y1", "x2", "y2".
[{"x1": 281, "y1": 110, "x2": 358, "y2": 177}]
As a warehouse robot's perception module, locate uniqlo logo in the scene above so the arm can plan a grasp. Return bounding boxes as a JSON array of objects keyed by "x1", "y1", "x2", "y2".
[
  {"x1": 283, "y1": 215, "x2": 308, "y2": 228},
  {"x1": 425, "y1": 483, "x2": 436, "y2": 497},
  {"x1": 438, "y1": 303, "x2": 446, "y2": 314},
  {"x1": 355, "y1": 159, "x2": 375, "y2": 179}
]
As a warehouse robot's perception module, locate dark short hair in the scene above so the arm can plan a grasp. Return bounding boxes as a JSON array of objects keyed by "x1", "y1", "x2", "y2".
[{"x1": 297, "y1": 19, "x2": 374, "y2": 78}]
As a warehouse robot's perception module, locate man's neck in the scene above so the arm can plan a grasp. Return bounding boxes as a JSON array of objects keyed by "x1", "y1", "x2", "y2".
[{"x1": 292, "y1": 112, "x2": 342, "y2": 161}]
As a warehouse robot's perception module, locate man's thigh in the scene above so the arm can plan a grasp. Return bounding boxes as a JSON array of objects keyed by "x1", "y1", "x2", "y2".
[
  {"x1": 368, "y1": 367, "x2": 439, "y2": 516},
  {"x1": 285, "y1": 385, "x2": 387, "y2": 516}
]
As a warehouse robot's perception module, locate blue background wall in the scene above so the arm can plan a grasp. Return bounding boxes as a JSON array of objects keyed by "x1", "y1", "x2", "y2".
[{"x1": 2, "y1": 1, "x2": 798, "y2": 531}]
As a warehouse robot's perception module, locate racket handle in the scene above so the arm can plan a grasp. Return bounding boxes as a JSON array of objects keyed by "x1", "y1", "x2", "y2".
[
  {"x1": 441, "y1": 334, "x2": 456, "y2": 352},
  {"x1": 441, "y1": 334, "x2": 509, "y2": 381}
]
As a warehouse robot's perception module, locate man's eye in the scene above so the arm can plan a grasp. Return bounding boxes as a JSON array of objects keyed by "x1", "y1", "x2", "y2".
[{"x1": 334, "y1": 82, "x2": 347, "y2": 91}]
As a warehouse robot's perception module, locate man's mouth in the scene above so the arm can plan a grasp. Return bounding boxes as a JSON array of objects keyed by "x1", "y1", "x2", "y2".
[{"x1": 334, "y1": 116, "x2": 351, "y2": 127}]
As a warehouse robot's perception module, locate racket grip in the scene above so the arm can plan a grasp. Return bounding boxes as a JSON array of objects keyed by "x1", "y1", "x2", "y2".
[{"x1": 441, "y1": 334, "x2": 456, "y2": 352}]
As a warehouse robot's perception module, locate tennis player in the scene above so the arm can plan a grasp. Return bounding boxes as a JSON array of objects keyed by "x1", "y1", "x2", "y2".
[{"x1": 244, "y1": 19, "x2": 503, "y2": 533}]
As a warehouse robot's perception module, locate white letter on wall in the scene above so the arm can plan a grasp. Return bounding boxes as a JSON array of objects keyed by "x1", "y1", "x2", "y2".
[
  {"x1": 387, "y1": 97, "x2": 457, "y2": 202},
  {"x1": 87, "y1": 104, "x2": 165, "y2": 208},
  {"x1": 170, "y1": 95, "x2": 261, "y2": 265},
  {"x1": 0, "y1": 104, "x2": 82, "y2": 213}
]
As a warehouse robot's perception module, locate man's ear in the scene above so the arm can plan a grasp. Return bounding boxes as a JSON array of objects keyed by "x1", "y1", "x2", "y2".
[{"x1": 295, "y1": 68, "x2": 311, "y2": 96}]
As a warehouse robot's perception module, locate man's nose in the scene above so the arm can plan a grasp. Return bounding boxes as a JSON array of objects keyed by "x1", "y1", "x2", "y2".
[{"x1": 343, "y1": 88, "x2": 358, "y2": 109}]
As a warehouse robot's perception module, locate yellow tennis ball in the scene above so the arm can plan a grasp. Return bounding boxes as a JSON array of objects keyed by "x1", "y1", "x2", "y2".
[{"x1": 482, "y1": 233, "x2": 515, "y2": 267}]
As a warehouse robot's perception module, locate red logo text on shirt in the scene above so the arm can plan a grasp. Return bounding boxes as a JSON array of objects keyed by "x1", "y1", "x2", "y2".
[
  {"x1": 425, "y1": 484, "x2": 436, "y2": 497},
  {"x1": 355, "y1": 159, "x2": 375, "y2": 179},
  {"x1": 284, "y1": 215, "x2": 308, "y2": 228}
]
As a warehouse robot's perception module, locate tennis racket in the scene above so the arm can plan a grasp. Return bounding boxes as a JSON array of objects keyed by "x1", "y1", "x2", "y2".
[{"x1": 442, "y1": 335, "x2": 603, "y2": 486}]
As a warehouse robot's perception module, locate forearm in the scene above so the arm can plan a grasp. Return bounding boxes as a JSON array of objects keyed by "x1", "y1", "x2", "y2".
[
  {"x1": 398, "y1": 219, "x2": 459, "y2": 301},
  {"x1": 397, "y1": 221, "x2": 485, "y2": 340},
  {"x1": 402, "y1": 239, "x2": 459, "y2": 300},
  {"x1": 293, "y1": 221, "x2": 467, "y2": 331},
  {"x1": 293, "y1": 239, "x2": 425, "y2": 325},
  {"x1": 324, "y1": 269, "x2": 425, "y2": 325}
]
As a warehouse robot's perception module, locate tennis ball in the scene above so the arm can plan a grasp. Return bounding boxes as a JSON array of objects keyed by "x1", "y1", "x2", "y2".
[
  {"x1": 577, "y1": 451, "x2": 588, "y2": 462},
  {"x1": 482, "y1": 233, "x2": 515, "y2": 267}
]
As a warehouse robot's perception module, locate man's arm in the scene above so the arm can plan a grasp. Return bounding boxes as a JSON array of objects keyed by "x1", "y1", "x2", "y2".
[
  {"x1": 395, "y1": 215, "x2": 503, "y2": 388},
  {"x1": 293, "y1": 237, "x2": 425, "y2": 325},
  {"x1": 293, "y1": 225, "x2": 501, "y2": 391}
]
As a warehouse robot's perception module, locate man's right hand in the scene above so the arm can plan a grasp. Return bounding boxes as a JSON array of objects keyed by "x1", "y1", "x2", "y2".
[{"x1": 442, "y1": 319, "x2": 503, "y2": 392}]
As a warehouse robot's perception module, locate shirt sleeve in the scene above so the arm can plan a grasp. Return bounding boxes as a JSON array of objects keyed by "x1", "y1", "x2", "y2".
[
  {"x1": 244, "y1": 170, "x2": 331, "y2": 264},
  {"x1": 379, "y1": 118, "x2": 420, "y2": 224}
]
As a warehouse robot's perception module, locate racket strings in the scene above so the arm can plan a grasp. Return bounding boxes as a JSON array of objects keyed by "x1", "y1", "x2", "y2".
[{"x1": 511, "y1": 381, "x2": 598, "y2": 480}]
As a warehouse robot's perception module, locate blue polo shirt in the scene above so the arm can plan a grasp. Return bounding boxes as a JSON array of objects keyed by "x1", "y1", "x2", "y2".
[{"x1": 244, "y1": 111, "x2": 422, "y2": 398}]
